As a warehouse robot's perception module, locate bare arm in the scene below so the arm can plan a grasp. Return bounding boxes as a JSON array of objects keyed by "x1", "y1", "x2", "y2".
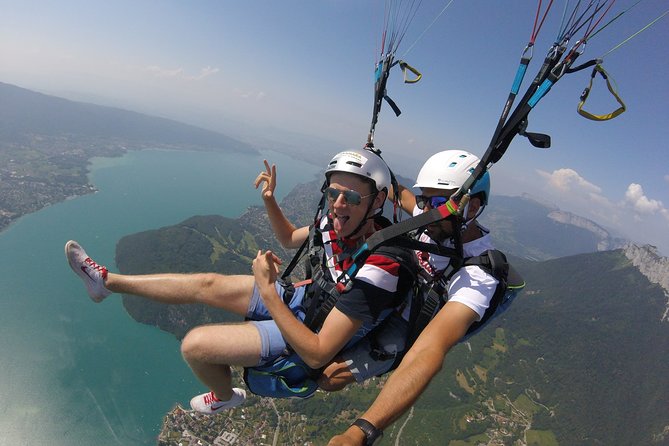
[
  {"x1": 327, "y1": 301, "x2": 478, "y2": 446},
  {"x1": 253, "y1": 251, "x2": 362, "y2": 368},
  {"x1": 254, "y1": 160, "x2": 309, "y2": 249},
  {"x1": 388, "y1": 183, "x2": 416, "y2": 215}
]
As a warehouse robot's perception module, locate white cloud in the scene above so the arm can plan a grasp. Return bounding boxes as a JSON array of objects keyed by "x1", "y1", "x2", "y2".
[
  {"x1": 538, "y1": 169, "x2": 669, "y2": 223},
  {"x1": 536, "y1": 168, "x2": 616, "y2": 224},
  {"x1": 537, "y1": 168, "x2": 603, "y2": 195},
  {"x1": 533, "y1": 168, "x2": 668, "y2": 252},
  {"x1": 185, "y1": 66, "x2": 220, "y2": 81},
  {"x1": 145, "y1": 65, "x2": 219, "y2": 81},
  {"x1": 233, "y1": 88, "x2": 266, "y2": 101},
  {"x1": 145, "y1": 65, "x2": 184, "y2": 78},
  {"x1": 624, "y1": 183, "x2": 669, "y2": 221}
]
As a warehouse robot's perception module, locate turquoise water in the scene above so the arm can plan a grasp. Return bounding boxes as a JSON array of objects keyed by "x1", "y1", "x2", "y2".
[{"x1": 0, "y1": 149, "x2": 317, "y2": 445}]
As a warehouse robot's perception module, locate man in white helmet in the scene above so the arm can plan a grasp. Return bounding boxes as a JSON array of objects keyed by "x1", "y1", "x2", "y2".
[
  {"x1": 65, "y1": 149, "x2": 409, "y2": 414},
  {"x1": 328, "y1": 150, "x2": 503, "y2": 446}
]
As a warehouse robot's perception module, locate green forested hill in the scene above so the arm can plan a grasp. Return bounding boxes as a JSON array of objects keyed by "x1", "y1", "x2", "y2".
[
  {"x1": 403, "y1": 250, "x2": 669, "y2": 445},
  {"x1": 117, "y1": 214, "x2": 273, "y2": 338}
]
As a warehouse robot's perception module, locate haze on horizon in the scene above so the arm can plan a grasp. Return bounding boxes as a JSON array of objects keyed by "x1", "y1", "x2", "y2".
[{"x1": 1, "y1": 0, "x2": 668, "y2": 254}]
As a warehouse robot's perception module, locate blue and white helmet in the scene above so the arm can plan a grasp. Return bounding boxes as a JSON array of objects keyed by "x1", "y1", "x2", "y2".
[{"x1": 414, "y1": 150, "x2": 490, "y2": 205}]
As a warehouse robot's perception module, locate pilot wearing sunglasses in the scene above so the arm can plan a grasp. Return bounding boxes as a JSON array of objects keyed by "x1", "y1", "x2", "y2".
[{"x1": 329, "y1": 150, "x2": 499, "y2": 446}]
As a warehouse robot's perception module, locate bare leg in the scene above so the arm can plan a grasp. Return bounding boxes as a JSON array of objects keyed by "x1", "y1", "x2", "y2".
[
  {"x1": 181, "y1": 322, "x2": 262, "y2": 400},
  {"x1": 66, "y1": 240, "x2": 255, "y2": 314},
  {"x1": 106, "y1": 272, "x2": 255, "y2": 316}
]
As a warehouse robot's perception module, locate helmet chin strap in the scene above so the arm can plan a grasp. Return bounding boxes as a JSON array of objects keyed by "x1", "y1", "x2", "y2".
[
  {"x1": 460, "y1": 203, "x2": 486, "y2": 232},
  {"x1": 459, "y1": 201, "x2": 471, "y2": 231}
]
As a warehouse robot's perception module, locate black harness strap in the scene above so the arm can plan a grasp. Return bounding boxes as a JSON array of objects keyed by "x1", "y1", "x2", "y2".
[
  {"x1": 405, "y1": 249, "x2": 510, "y2": 351},
  {"x1": 388, "y1": 235, "x2": 461, "y2": 259},
  {"x1": 463, "y1": 250, "x2": 509, "y2": 335},
  {"x1": 303, "y1": 267, "x2": 341, "y2": 331},
  {"x1": 406, "y1": 278, "x2": 444, "y2": 349}
]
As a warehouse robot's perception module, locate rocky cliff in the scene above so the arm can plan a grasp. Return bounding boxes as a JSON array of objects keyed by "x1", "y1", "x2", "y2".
[
  {"x1": 623, "y1": 243, "x2": 669, "y2": 322},
  {"x1": 547, "y1": 210, "x2": 628, "y2": 251}
]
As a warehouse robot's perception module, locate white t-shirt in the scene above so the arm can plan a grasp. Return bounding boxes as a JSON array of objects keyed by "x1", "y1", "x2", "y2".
[{"x1": 407, "y1": 206, "x2": 499, "y2": 321}]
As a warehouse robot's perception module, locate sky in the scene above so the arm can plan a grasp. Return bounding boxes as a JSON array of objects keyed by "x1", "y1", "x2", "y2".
[{"x1": 1, "y1": 0, "x2": 668, "y2": 255}]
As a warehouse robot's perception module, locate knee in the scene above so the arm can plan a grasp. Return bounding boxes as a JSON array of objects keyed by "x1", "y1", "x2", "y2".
[
  {"x1": 192, "y1": 273, "x2": 224, "y2": 303},
  {"x1": 198, "y1": 273, "x2": 221, "y2": 292},
  {"x1": 318, "y1": 374, "x2": 348, "y2": 392},
  {"x1": 318, "y1": 364, "x2": 355, "y2": 392},
  {"x1": 181, "y1": 326, "x2": 209, "y2": 363}
]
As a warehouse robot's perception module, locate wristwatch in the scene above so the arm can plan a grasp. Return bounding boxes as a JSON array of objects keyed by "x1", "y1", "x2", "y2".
[{"x1": 352, "y1": 418, "x2": 383, "y2": 445}]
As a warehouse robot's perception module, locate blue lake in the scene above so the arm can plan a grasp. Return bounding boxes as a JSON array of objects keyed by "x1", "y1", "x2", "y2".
[{"x1": 0, "y1": 149, "x2": 317, "y2": 445}]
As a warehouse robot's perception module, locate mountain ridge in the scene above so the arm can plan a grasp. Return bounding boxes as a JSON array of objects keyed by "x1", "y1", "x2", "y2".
[{"x1": 0, "y1": 81, "x2": 255, "y2": 152}]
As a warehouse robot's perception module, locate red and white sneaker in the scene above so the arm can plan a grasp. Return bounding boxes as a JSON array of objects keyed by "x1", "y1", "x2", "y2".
[
  {"x1": 190, "y1": 388, "x2": 247, "y2": 415},
  {"x1": 65, "y1": 240, "x2": 112, "y2": 303}
]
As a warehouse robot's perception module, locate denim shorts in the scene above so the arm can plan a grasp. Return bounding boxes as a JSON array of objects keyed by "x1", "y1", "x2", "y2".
[
  {"x1": 339, "y1": 312, "x2": 408, "y2": 382},
  {"x1": 246, "y1": 281, "x2": 307, "y2": 367}
]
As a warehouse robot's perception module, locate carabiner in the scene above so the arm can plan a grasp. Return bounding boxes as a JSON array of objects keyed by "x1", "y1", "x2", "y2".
[{"x1": 521, "y1": 43, "x2": 534, "y2": 60}]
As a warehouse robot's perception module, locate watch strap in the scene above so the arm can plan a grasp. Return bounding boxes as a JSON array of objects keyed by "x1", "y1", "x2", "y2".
[{"x1": 352, "y1": 418, "x2": 383, "y2": 445}]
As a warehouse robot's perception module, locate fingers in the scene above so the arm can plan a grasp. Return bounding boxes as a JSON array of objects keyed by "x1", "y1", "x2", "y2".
[
  {"x1": 262, "y1": 250, "x2": 283, "y2": 265},
  {"x1": 254, "y1": 172, "x2": 267, "y2": 189},
  {"x1": 271, "y1": 251, "x2": 283, "y2": 265},
  {"x1": 255, "y1": 160, "x2": 276, "y2": 191},
  {"x1": 255, "y1": 250, "x2": 282, "y2": 264}
]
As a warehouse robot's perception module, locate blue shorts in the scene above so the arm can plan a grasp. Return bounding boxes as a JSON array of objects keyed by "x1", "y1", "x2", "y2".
[
  {"x1": 247, "y1": 281, "x2": 406, "y2": 382},
  {"x1": 246, "y1": 281, "x2": 307, "y2": 367}
]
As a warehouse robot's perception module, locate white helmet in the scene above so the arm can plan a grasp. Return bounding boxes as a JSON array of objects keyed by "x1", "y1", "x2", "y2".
[
  {"x1": 414, "y1": 150, "x2": 490, "y2": 204},
  {"x1": 325, "y1": 149, "x2": 391, "y2": 193}
]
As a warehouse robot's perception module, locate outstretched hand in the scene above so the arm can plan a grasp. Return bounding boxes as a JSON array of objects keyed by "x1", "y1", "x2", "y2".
[
  {"x1": 254, "y1": 160, "x2": 277, "y2": 201},
  {"x1": 252, "y1": 250, "x2": 282, "y2": 293}
]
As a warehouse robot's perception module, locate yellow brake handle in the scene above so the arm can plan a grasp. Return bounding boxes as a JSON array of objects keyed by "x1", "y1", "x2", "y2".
[
  {"x1": 398, "y1": 60, "x2": 422, "y2": 84},
  {"x1": 578, "y1": 63, "x2": 626, "y2": 121}
]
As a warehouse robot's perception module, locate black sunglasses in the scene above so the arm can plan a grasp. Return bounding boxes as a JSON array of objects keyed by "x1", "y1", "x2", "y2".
[
  {"x1": 415, "y1": 194, "x2": 451, "y2": 210},
  {"x1": 324, "y1": 187, "x2": 374, "y2": 206}
]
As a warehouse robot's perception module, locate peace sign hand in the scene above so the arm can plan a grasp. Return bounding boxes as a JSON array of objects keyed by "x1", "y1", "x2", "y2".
[{"x1": 254, "y1": 159, "x2": 277, "y2": 201}]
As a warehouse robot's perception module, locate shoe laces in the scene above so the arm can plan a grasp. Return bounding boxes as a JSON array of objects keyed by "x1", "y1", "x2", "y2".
[
  {"x1": 203, "y1": 392, "x2": 221, "y2": 406},
  {"x1": 84, "y1": 257, "x2": 108, "y2": 280}
]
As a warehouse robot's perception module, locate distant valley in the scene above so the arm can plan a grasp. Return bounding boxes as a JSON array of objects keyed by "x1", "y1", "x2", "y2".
[{"x1": 0, "y1": 81, "x2": 256, "y2": 232}]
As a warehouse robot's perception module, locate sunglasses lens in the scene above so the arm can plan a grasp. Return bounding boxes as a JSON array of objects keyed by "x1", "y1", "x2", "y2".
[
  {"x1": 325, "y1": 187, "x2": 362, "y2": 205},
  {"x1": 416, "y1": 195, "x2": 449, "y2": 209},
  {"x1": 325, "y1": 187, "x2": 339, "y2": 202},
  {"x1": 429, "y1": 196, "x2": 448, "y2": 208},
  {"x1": 343, "y1": 190, "x2": 362, "y2": 205},
  {"x1": 415, "y1": 195, "x2": 427, "y2": 210}
]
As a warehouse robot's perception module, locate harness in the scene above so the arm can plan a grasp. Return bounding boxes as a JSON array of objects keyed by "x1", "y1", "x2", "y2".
[
  {"x1": 284, "y1": 214, "x2": 418, "y2": 334},
  {"x1": 242, "y1": 214, "x2": 418, "y2": 399},
  {"x1": 368, "y1": 248, "x2": 526, "y2": 371}
]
